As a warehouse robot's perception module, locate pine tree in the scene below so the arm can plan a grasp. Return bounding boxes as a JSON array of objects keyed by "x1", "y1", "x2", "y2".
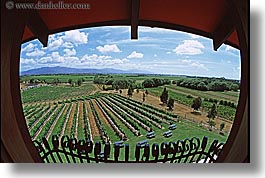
[
  {"x1": 167, "y1": 98, "x2": 174, "y2": 110},
  {"x1": 207, "y1": 104, "x2": 217, "y2": 131},
  {"x1": 160, "y1": 87, "x2": 168, "y2": 105},
  {"x1": 127, "y1": 85, "x2": 133, "y2": 97},
  {"x1": 207, "y1": 104, "x2": 217, "y2": 119},
  {"x1": 191, "y1": 97, "x2": 202, "y2": 110}
]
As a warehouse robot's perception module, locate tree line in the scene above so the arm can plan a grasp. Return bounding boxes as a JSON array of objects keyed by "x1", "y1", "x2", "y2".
[{"x1": 173, "y1": 78, "x2": 239, "y2": 92}]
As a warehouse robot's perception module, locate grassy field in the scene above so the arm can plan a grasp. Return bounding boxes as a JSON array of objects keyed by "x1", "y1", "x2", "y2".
[
  {"x1": 166, "y1": 85, "x2": 239, "y2": 102},
  {"x1": 20, "y1": 74, "x2": 95, "y2": 83},
  {"x1": 21, "y1": 82, "x2": 97, "y2": 103},
  {"x1": 147, "y1": 86, "x2": 237, "y2": 121}
]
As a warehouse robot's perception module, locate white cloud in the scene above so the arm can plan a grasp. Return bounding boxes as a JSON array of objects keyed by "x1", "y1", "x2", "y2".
[
  {"x1": 154, "y1": 54, "x2": 157, "y2": 57},
  {"x1": 127, "y1": 51, "x2": 144, "y2": 58},
  {"x1": 64, "y1": 56, "x2": 79, "y2": 63},
  {"x1": 166, "y1": 51, "x2": 171, "y2": 54},
  {"x1": 39, "y1": 56, "x2": 53, "y2": 64},
  {"x1": 21, "y1": 43, "x2": 37, "y2": 52},
  {"x1": 45, "y1": 30, "x2": 87, "y2": 51},
  {"x1": 80, "y1": 54, "x2": 127, "y2": 66},
  {"x1": 181, "y1": 59, "x2": 208, "y2": 70},
  {"x1": 80, "y1": 54, "x2": 112, "y2": 62},
  {"x1": 26, "y1": 48, "x2": 45, "y2": 57},
  {"x1": 173, "y1": 40, "x2": 205, "y2": 55},
  {"x1": 96, "y1": 44, "x2": 121, "y2": 53},
  {"x1": 64, "y1": 48, "x2": 76, "y2": 57},
  {"x1": 63, "y1": 30, "x2": 88, "y2": 45},
  {"x1": 20, "y1": 58, "x2": 36, "y2": 64},
  {"x1": 181, "y1": 59, "x2": 192, "y2": 64},
  {"x1": 38, "y1": 52, "x2": 64, "y2": 64},
  {"x1": 51, "y1": 52, "x2": 64, "y2": 63},
  {"x1": 47, "y1": 38, "x2": 64, "y2": 51},
  {"x1": 62, "y1": 42, "x2": 74, "y2": 48},
  {"x1": 191, "y1": 62, "x2": 205, "y2": 68}
]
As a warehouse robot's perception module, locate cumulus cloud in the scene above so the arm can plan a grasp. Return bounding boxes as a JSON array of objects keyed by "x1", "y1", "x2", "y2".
[
  {"x1": 80, "y1": 54, "x2": 127, "y2": 66},
  {"x1": 63, "y1": 30, "x2": 88, "y2": 45},
  {"x1": 39, "y1": 52, "x2": 64, "y2": 64},
  {"x1": 127, "y1": 51, "x2": 144, "y2": 58},
  {"x1": 44, "y1": 30, "x2": 87, "y2": 51},
  {"x1": 64, "y1": 48, "x2": 76, "y2": 57},
  {"x1": 20, "y1": 58, "x2": 36, "y2": 64},
  {"x1": 26, "y1": 48, "x2": 45, "y2": 57},
  {"x1": 47, "y1": 38, "x2": 64, "y2": 51},
  {"x1": 173, "y1": 40, "x2": 205, "y2": 55},
  {"x1": 166, "y1": 51, "x2": 171, "y2": 54},
  {"x1": 96, "y1": 44, "x2": 121, "y2": 53},
  {"x1": 21, "y1": 43, "x2": 37, "y2": 52},
  {"x1": 62, "y1": 42, "x2": 74, "y2": 48}
]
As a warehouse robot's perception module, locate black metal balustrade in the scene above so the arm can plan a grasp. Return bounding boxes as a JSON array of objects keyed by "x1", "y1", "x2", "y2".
[{"x1": 33, "y1": 135, "x2": 224, "y2": 163}]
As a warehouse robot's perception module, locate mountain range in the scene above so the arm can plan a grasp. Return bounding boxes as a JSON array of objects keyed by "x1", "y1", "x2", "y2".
[{"x1": 20, "y1": 66, "x2": 151, "y2": 76}]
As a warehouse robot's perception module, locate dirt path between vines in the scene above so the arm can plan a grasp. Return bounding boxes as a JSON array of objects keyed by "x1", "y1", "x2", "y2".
[
  {"x1": 59, "y1": 103, "x2": 73, "y2": 139},
  {"x1": 85, "y1": 101, "x2": 100, "y2": 138},
  {"x1": 91, "y1": 99, "x2": 111, "y2": 128},
  {"x1": 46, "y1": 104, "x2": 67, "y2": 141},
  {"x1": 64, "y1": 102, "x2": 76, "y2": 136}
]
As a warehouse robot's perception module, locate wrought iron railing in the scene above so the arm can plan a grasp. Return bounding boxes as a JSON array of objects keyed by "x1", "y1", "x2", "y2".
[{"x1": 33, "y1": 135, "x2": 224, "y2": 163}]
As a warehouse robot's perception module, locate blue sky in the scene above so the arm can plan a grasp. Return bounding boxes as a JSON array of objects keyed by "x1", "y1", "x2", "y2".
[{"x1": 20, "y1": 26, "x2": 241, "y2": 80}]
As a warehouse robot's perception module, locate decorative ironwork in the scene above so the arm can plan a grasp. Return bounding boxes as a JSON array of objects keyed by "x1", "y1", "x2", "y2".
[{"x1": 33, "y1": 135, "x2": 224, "y2": 163}]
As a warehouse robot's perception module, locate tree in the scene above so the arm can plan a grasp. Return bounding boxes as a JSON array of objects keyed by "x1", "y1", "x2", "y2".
[
  {"x1": 160, "y1": 87, "x2": 168, "y2": 105},
  {"x1": 167, "y1": 98, "x2": 174, "y2": 111},
  {"x1": 68, "y1": 79, "x2": 73, "y2": 85},
  {"x1": 219, "y1": 122, "x2": 225, "y2": 135},
  {"x1": 197, "y1": 82, "x2": 208, "y2": 91},
  {"x1": 142, "y1": 79, "x2": 154, "y2": 88},
  {"x1": 127, "y1": 85, "x2": 133, "y2": 97},
  {"x1": 136, "y1": 88, "x2": 139, "y2": 93},
  {"x1": 207, "y1": 104, "x2": 217, "y2": 119},
  {"x1": 207, "y1": 104, "x2": 217, "y2": 131},
  {"x1": 29, "y1": 78, "x2": 35, "y2": 83},
  {"x1": 191, "y1": 97, "x2": 202, "y2": 111},
  {"x1": 143, "y1": 93, "x2": 146, "y2": 102},
  {"x1": 119, "y1": 89, "x2": 122, "y2": 94},
  {"x1": 220, "y1": 122, "x2": 225, "y2": 132},
  {"x1": 77, "y1": 79, "x2": 82, "y2": 86},
  {"x1": 145, "y1": 90, "x2": 149, "y2": 95}
]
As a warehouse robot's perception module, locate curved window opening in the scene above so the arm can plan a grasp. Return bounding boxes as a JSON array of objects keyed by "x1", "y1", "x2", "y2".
[{"x1": 19, "y1": 26, "x2": 241, "y2": 163}]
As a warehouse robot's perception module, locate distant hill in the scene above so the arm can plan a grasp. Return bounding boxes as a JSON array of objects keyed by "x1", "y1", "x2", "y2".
[{"x1": 20, "y1": 66, "x2": 151, "y2": 76}]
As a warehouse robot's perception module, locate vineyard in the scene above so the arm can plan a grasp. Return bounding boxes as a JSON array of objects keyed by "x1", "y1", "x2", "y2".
[{"x1": 23, "y1": 93, "x2": 228, "y2": 161}]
